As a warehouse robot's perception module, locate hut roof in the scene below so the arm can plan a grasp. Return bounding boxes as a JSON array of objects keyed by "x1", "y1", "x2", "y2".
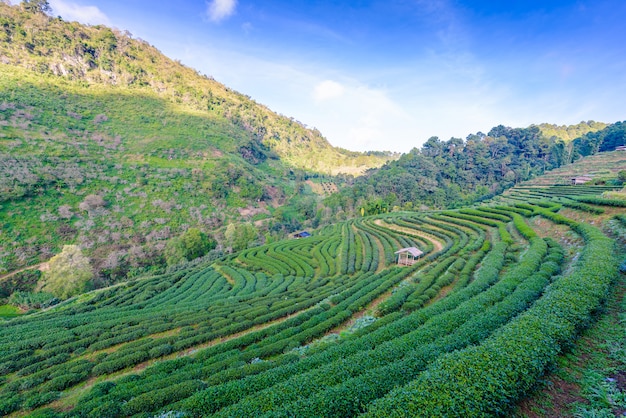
[{"x1": 394, "y1": 247, "x2": 424, "y2": 257}]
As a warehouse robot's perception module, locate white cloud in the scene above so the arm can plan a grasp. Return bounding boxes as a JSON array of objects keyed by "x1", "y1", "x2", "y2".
[
  {"x1": 206, "y1": 0, "x2": 237, "y2": 23},
  {"x1": 49, "y1": 0, "x2": 110, "y2": 25},
  {"x1": 329, "y1": 85, "x2": 413, "y2": 151},
  {"x1": 312, "y1": 80, "x2": 345, "y2": 102}
]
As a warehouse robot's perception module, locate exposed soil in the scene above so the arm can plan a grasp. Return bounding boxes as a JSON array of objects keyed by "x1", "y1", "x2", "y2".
[
  {"x1": 237, "y1": 204, "x2": 270, "y2": 218},
  {"x1": 517, "y1": 377, "x2": 587, "y2": 418},
  {"x1": 611, "y1": 370, "x2": 626, "y2": 392},
  {"x1": 0, "y1": 262, "x2": 47, "y2": 282}
]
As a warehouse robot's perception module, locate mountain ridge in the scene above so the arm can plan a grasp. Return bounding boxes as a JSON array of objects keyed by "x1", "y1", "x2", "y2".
[{"x1": 0, "y1": 1, "x2": 396, "y2": 174}]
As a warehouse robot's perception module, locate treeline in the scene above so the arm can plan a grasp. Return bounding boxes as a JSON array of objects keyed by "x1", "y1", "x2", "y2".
[
  {"x1": 573, "y1": 121, "x2": 626, "y2": 155},
  {"x1": 328, "y1": 122, "x2": 625, "y2": 214}
]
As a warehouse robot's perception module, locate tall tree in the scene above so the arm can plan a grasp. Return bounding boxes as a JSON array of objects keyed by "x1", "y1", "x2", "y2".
[
  {"x1": 21, "y1": 0, "x2": 51, "y2": 14},
  {"x1": 42, "y1": 245, "x2": 93, "y2": 299}
]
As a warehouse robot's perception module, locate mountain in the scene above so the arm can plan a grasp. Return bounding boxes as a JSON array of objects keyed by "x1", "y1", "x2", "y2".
[
  {"x1": 0, "y1": 2, "x2": 395, "y2": 281},
  {"x1": 0, "y1": 2, "x2": 395, "y2": 174}
]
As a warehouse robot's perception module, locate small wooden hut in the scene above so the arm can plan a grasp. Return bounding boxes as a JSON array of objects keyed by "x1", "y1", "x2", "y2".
[
  {"x1": 293, "y1": 231, "x2": 311, "y2": 239},
  {"x1": 571, "y1": 176, "x2": 593, "y2": 185},
  {"x1": 395, "y1": 247, "x2": 424, "y2": 266}
]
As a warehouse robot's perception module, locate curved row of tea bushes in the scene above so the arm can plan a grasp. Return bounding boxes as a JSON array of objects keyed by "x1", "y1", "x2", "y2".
[
  {"x1": 554, "y1": 197, "x2": 606, "y2": 214},
  {"x1": 365, "y1": 209, "x2": 617, "y2": 417},
  {"x1": 265, "y1": 243, "x2": 564, "y2": 418},
  {"x1": 384, "y1": 218, "x2": 435, "y2": 253},
  {"x1": 204, "y1": 232, "x2": 560, "y2": 417},
  {"x1": 377, "y1": 214, "x2": 485, "y2": 315},
  {"x1": 71, "y1": 267, "x2": 418, "y2": 416},
  {"x1": 340, "y1": 223, "x2": 357, "y2": 275},
  {"x1": 176, "y1": 221, "x2": 538, "y2": 415},
  {"x1": 72, "y1": 217, "x2": 507, "y2": 416},
  {"x1": 2, "y1": 262, "x2": 368, "y2": 412},
  {"x1": 574, "y1": 195, "x2": 626, "y2": 207},
  {"x1": 355, "y1": 228, "x2": 377, "y2": 272}
]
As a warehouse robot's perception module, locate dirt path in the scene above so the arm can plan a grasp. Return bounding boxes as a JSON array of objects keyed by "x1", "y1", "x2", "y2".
[
  {"x1": 374, "y1": 219, "x2": 445, "y2": 252},
  {"x1": 0, "y1": 262, "x2": 48, "y2": 283},
  {"x1": 214, "y1": 264, "x2": 236, "y2": 286}
]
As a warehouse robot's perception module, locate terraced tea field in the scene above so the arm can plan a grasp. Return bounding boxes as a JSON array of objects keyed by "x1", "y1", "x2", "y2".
[
  {"x1": 518, "y1": 150, "x2": 626, "y2": 186},
  {"x1": 1, "y1": 185, "x2": 625, "y2": 417}
]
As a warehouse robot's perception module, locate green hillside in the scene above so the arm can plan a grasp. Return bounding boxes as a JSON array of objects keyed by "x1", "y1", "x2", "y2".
[
  {"x1": 0, "y1": 2, "x2": 394, "y2": 174},
  {"x1": 333, "y1": 124, "x2": 626, "y2": 215},
  {"x1": 0, "y1": 154, "x2": 624, "y2": 416},
  {"x1": 0, "y1": 2, "x2": 395, "y2": 281}
]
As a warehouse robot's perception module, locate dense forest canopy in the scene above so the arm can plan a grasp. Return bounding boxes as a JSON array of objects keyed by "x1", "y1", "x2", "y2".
[{"x1": 327, "y1": 122, "x2": 626, "y2": 215}]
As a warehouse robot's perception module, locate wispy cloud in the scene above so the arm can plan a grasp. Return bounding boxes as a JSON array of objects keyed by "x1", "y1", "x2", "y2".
[
  {"x1": 313, "y1": 80, "x2": 345, "y2": 102},
  {"x1": 414, "y1": 0, "x2": 467, "y2": 49},
  {"x1": 49, "y1": 0, "x2": 110, "y2": 25},
  {"x1": 206, "y1": 0, "x2": 237, "y2": 23}
]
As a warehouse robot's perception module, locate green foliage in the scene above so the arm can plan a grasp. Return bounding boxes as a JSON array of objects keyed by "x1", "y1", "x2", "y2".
[
  {"x1": 0, "y1": 4, "x2": 625, "y2": 416},
  {"x1": 574, "y1": 121, "x2": 626, "y2": 155},
  {"x1": 41, "y1": 245, "x2": 93, "y2": 299},
  {"x1": 164, "y1": 228, "x2": 216, "y2": 266},
  {"x1": 0, "y1": 304, "x2": 21, "y2": 319},
  {"x1": 0, "y1": 1, "x2": 391, "y2": 281},
  {"x1": 575, "y1": 195, "x2": 626, "y2": 207},
  {"x1": 224, "y1": 223, "x2": 258, "y2": 252},
  {"x1": 364, "y1": 211, "x2": 617, "y2": 417},
  {"x1": 7, "y1": 291, "x2": 57, "y2": 309},
  {"x1": 0, "y1": 269, "x2": 41, "y2": 298},
  {"x1": 537, "y1": 121, "x2": 607, "y2": 143},
  {"x1": 338, "y1": 123, "x2": 623, "y2": 215},
  {"x1": 0, "y1": 201, "x2": 622, "y2": 417}
]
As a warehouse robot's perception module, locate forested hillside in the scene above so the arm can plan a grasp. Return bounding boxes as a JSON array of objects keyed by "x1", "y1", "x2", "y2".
[
  {"x1": 329, "y1": 122, "x2": 626, "y2": 215},
  {"x1": 0, "y1": 2, "x2": 394, "y2": 174}
]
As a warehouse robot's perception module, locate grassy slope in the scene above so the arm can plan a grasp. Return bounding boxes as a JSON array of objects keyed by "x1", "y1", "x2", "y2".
[{"x1": 0, "y1": 65, "x2": 289, "y2": 275}]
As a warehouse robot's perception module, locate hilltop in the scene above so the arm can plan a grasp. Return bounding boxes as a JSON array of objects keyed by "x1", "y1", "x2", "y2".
[{"x1": 331, "y1": 123, "x2": 624, "y2": 215}]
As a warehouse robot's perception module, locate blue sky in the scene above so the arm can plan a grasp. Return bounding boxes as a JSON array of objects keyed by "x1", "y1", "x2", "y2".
[{"x1": 32, "y1": 0, "x2": 626, "y2": 152}]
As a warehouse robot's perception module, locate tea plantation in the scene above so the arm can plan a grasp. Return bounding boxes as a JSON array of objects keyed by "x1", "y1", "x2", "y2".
[{"x1": 0, "y1": 185, "x2": 625, "y2": 417}]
